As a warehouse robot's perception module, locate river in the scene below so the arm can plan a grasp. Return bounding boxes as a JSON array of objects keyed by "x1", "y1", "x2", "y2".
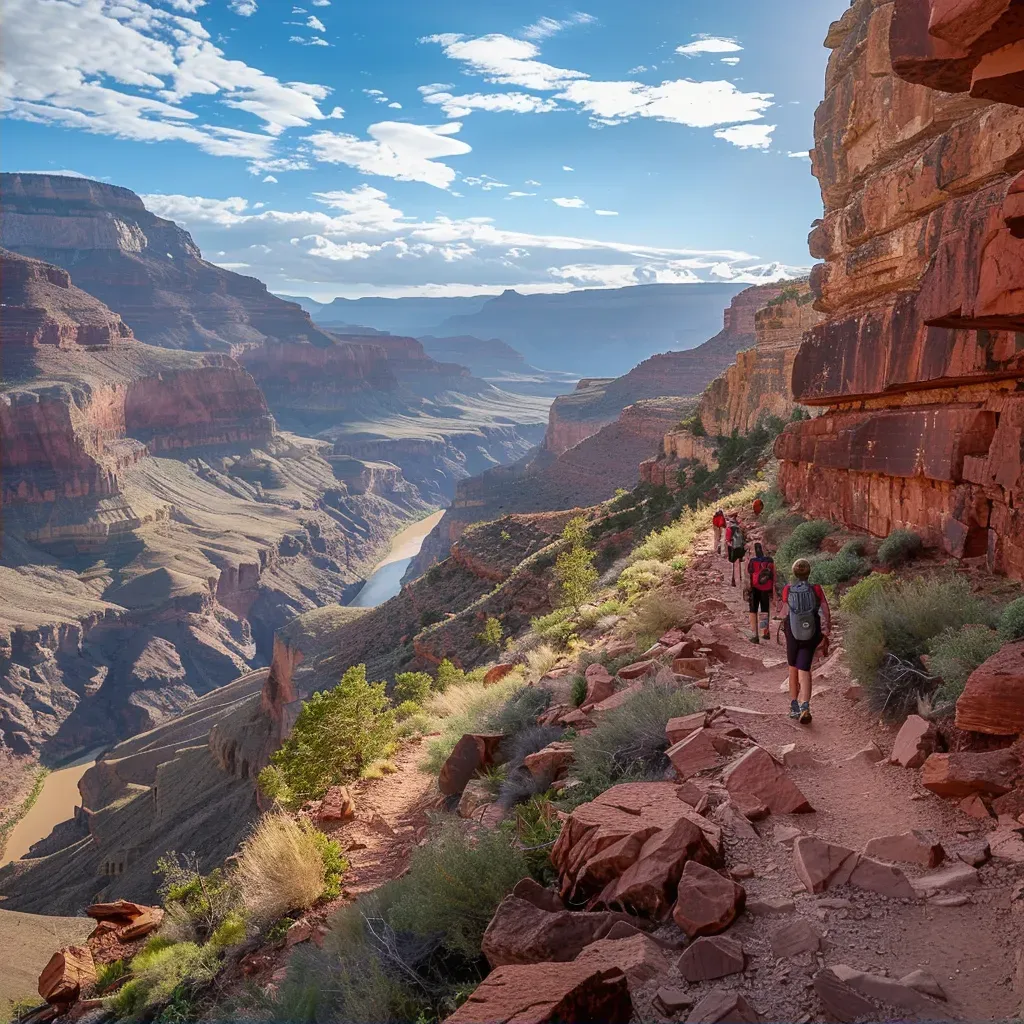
[
  {"x1": 350, "y1": 509, "x2": 446, "y2": 608},
  {"x1": 1, "y1": 749, "x2": 102, "y2": 867}
]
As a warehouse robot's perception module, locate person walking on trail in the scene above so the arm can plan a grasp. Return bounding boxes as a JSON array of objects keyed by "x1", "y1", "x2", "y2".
[
  {"x1": 744, "y1": 542, "x2": 774, "y2": 644},
  {"x1": 725, "y1": 513, "x2": 746, "y2": 587},
  {"x1": 712, "y1": 509, "x2": 726, "y2": 557},
  {"x1": 781, "y1": 558, "x2": 831, "y2": 724}
]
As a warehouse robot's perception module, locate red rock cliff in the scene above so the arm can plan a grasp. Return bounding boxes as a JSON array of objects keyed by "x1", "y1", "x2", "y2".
[
  {"x1": 775, "y1": 0, "x2": 1024, "y2": 578},
  {"x1": 699, "y1": 281, "x2": 822, "y2": 437},
  {"x1": 542, "y1": 283, "x2": 788, "y2": 455}
]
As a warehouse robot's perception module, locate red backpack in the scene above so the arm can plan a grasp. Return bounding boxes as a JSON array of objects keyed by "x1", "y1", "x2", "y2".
[{"x1": 751, "y1": 557, "x2": 775, "y2": 591}]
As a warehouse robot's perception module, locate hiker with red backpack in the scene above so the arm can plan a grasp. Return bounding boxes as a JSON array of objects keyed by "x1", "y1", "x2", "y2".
[
  {"x1": 724, "y1": 513, "x2": 745, "y2": 586},
  {"x1": 781, "y1": 558, "x2": 831, "y2": 724},
  {"x1": 712, "y1": 509, "x2": 726, "y2": 556},
  {"x1": 744, "y1": 542, "x2": 774, "y2": 643}
]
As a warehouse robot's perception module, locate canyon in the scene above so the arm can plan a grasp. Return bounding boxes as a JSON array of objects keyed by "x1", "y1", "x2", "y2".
[{"x1": 774, "y1": 0, "x2": 1024, "y2": 578}]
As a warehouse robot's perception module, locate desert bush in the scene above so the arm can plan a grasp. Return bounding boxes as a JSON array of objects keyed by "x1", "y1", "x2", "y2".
[
  {"x1": 530, "y1": 607, "x2": 577, "y2": 647},
  {"x1": 235, "y1": 814, "x2": 345, "y2": 926},
  {"x1": 929, "y1": 624, "x2": 1003, "y2": 707},
  {"x1": 256, "y1": 764, "x2": 293, "y2": 808},
  {"x1": 759, "y1": 485, "x2": 788, "y2": 523},
  {"x1": 207, "y1": 911, "x2": 246, "y2": 951},
  {"x1": 576, "y1": 598, "x2": 625, "y2": 631},
  {"x1": 155, "y1": 853, "x2": 237, "y2": 944},
  {"x1": 777, "y1": 519, "x2": 835, "y2": 570},
  {"x1": 808, "y1": 542, "x2": 871, "y2": 587},
  {"x1": 840, "y1": 572, "x2": 892, "y2": 616},
  {"x1": 433, "y1": 658, "x2": 467, "y2": 692},
  {"x1": 569, "y1": 673, "x2": 587, "y2": 707},
  {"x1": 112, "y1": 941, "x2": 219, "y2": 1020},
  {"x1": 998, "y1": 597, "x2": 1024, "y2": 642},
  {"x1": 877, "y1": 528, "x2": 924, "y2": 567},
  {"x1": 845, "y1": 574, "x2": 996, "y2": 716},
  {"x1": 525, "y1": 643, "x2": 560, "y2": 679},
  {"x1": 95, "y1": 959, "x2": 129, "y2": 994},
  {"x1": 628, "y1": 589, "x2": 694, "y2": 639},
  {"x1": 476, "y1": 616, "x2": 504, "y2": 650},
  {"x1": 420, "y1": 676, "x2": 525, "y2": 774},
  {"x1": 617, "y1": 559, "x2": 672, "y2": 598},
  {"x1": 270, "y1": 665, "x2": 396, "y2": 802},
  {"x1": 570, "y1": 682, "x2": 701, "y2": 803},
  {"x1": 501, "y1": 795, "x2": 562, "y2": 885},
  {"x1": 385, "y1": 823, "x2": 527, "y2": 959},
  {"x1": 486, "y1": 687, "x2": 553, "y2": 737},
  {"x1": 393, "y1": 671, "x2": 433, "y2": 706}
]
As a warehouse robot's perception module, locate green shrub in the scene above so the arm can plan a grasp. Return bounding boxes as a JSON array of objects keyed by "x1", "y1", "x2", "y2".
[
  {"x1": 500, "y1": 795, "x2": 562, "y2": 885},
  {"x1": 486, "y1": 686, "x2": 552, "y2": 736},
  {"x1": 808, "y1": 542, "x2": 871, "y2": 586},
  {"x1": 877, "y1": 528, "x2": 923, "y2": 567},
  {"x1": 393, "y1": 671, "x2": 433, "y2": 706},
  {"x1": 929, "y1": 624, "x2": 1003, "y2": 707},
  {"x1": 270, "y1": 664, "x2": 396, "y2": 802},
  {"x1": 434, "y1": 658, "x2": 466, "y2": 692},
  {"x1": 155, "y1": 853, "x2": 237, "y2": 944},
  {"x1": 207, "y1": 911, "x2": 246, "y2": 951},
  {"x1": 569, "y1": 673, "x2": 587, "y2": 707},
  {"x1": 530, "y1": 607, "x2": 577, "y2": 647},
  {"x1": 845, "y1": 574, "x2": 997, "y2": 716},
  {"x1": 617, "y1": 559, "x2": 672, "y2": 598},
  {"x1": 525, "y1": 644, "x2": 561, "y2": 679},
  {"x1": 476, "y1": 616, "x2": 504, "y2": 649},
  {"x1": 570, "y1": 682, "x2": 702, "y2": 804},
  {"x1": 777, "y1": 519, "x2": 835, "y2": 571},
  {"x1": 998, "y1": 597, "x2": 1024, "y2": 642},
  {"x1": 385, "y1": 823, "x2": 527, "y2": 958},
  {"x1": 628, "y1": 589, "x2": 694, "y2": 640},
  {"x1": 840, "y1": 572, "x2": 892, "y2": 616},
  {"x1": 555, "y1": 516, "x2": 598, "y2": 613},
  {"x1": 115, "y1": 941, "x2": 219, "y2": 1019},
  {"x1": 95, "y1": 959, "x2": 130, "y2": 994}
]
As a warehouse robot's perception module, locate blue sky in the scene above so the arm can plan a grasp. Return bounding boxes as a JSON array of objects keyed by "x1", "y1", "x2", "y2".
[{"x1": 3, "y1": 0, "x2": 848, "y2": 299}]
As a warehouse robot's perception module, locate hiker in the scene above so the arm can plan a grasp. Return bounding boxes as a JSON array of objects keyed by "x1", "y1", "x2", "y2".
[
  {"x1": 781, "y1": 558, "x2": 831, "y2": 724},
  {"x1": 752, "y1": 496, "x2": 764, "y2": 518},
  {"x1": 712, "y1": 509, "x2": 726, "y2": 556},
  {"x1": 744, "y1": 542, "x2": 774, "y2": 644},
  {"x1": 724, "y1": 512, "x2": 746, "y2": 587}
]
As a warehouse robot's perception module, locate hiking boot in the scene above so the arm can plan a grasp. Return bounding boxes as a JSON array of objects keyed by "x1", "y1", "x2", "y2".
[
  {"x1": 748, "y1": 635, "x2": 760, "y2": 645},
  {"x1": 799, "y1": 702, "x2": 812, "y2": 724},
  {"x1": 761, "y1": 630, "x2": 771, "y2": 640},
  {"x1": 789, "y1": 700, "x2": 801, "y2": 719}
]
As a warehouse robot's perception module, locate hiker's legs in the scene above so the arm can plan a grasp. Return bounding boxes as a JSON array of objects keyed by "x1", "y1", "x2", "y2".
[
  {"x1": 759, "y1": 609, "x2": 770, "y2": 638},
  {"x1": 713, "y1": 525, "x2": 721, "y2": 553},
  {"x1": 788, "y1": 666, "x2": 800, "y2": 701},
  {"x1": 798, "y1": 669, "x2": 812, "y2": 704}
]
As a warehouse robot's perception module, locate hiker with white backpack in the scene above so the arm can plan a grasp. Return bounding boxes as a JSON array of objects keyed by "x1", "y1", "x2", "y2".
[
  {"x1": 724, "y1": 512, "x2": 746, "y2": 587},
  {"x1": 781, "y1": 557, "x2": 831, "y2": 724}
]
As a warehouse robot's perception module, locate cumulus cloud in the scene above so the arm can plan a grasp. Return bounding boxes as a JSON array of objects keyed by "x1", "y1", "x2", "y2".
[
  {"x1": 713, "y1": 123, "x2": 775, "y2": 149},
  {"x1": 308, "y1": 120, "x2": 471, "y2": 188},
  {"x1": 594, "y1": 209, "x2": 618, "y2": 215},
  {"x1": 520, "y1": 12, "x2": 595, "y2": 41},
  {"x1": 306, "y1": 14, "x2": 325, "y2": 30},
  {"x1": 290, "y1": 35, "x2": 328, "y2": 45},
  {"x1": 562, "y1": 164, "x2": 574, "y2": 171},
  {"x1": 676, "y1": 35, "x2": 742, "y2": 56},
  {"x1": 420, "y1": 87, "x2": 559, "y2": 118},
  {"x1": 551, "y1": 196, "x2": 586, "y2": 208},
  {"x1": 388, "y1": 101, "x2": 402, "y2": 109},
  {"x1": 140, "y1": 186, "x2": 806, "y2": 297},
  {"x1": 229, "y1": 0, "x2": 257, "y2": 14},
  {"x1": 506, "y1": 190, "x2": 535, "y2": 198},
  {"x1": 720, "y1": 57, "x2": 741, "y2": 65},
  {"x1": 311, "y1": 0, "x2": 329, "y2": 5},
  {"x1": 262, "y1": 174, "x2": 278, "y2": 182},
  {"x1": 1, "y1": 0, "x2": 332, "y2": 162},
  {"x1": 787, "y1": 149, "x2": 811, "y2": 160},
  {"x1": 423, "y1": 30, "x2": 773, "y2": 143}
]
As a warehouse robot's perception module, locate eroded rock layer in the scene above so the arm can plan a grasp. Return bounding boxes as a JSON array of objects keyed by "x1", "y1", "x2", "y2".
[{"x1": 775, "y1": 0, "x2": 1024, "y2": 578}]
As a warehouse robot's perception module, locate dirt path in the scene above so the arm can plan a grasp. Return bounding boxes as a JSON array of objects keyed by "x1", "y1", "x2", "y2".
[{"x1": 677, "y1": 517, "x2": 1022, "y2": 1021}]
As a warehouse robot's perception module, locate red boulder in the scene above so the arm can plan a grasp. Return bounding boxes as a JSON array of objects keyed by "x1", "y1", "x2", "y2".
[{"x1": 955, "y1": 642, "x2": 1024, "y2": 735}]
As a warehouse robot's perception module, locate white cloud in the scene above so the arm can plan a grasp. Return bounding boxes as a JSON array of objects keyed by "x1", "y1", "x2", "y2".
[
  {"x1": 676, "y1": 35, "x2": 742, "y2": 56},
  {"x1": 262, "y1": 173, "x2": 278, "y2": 182},
  {"x1": 463, "y1": 174, "x2": 508, "y2": 190},
  {"x1": 166, "y1": 0, "x2": 205, "y2": 9},
  {"x1": 628, "y1": 65, "x2": 649, "y2": 74},
  {"x1": 290, "y1": 35, "x2": 328, "y2": 45},
  {"x1": 1, "y1": 0, "x2": 332, "y2": 162},
  {"x1": 141, "y1": 186, "x2": 807, "y2": 297},
  {"x1": 714, "y1": 123, "x2": 775, "y2": 149},
  {"x1": 525, "y1": 178, "x2": 541, "y2": 185},
  {"x1": 558, "y1": 79, "x2": 772, "y2": 129},
  {"x1": 551, "y1": 196, "x2": 586, "y2": 208},
  {"x1": 562, "y1": 164, "x2": 574, "y2": 171},
  {"x1": 520, "y1": 12, "x2": 596, "y2": 41},
  {"x1": 420, "y1": 88, "x2": 559, "y2": 118},
  {"x1": 308, "y1": 120, "x2": 471, "y2": 188},
  {"x1": 306, "y1": 14, "x2": 325, "y2": 30},
  {"x1": 421, "y1": 33, "x2": 587, "y2": 90},
  {"x1": 787, "y1": 150, "x2": 811, "y2": 160},
  {"x1": 425, "y1": 29, "x2": 773, "y2": 137},
  {"x1": 594, "y1": 209, "x2": 618, "y2": 216},
  {"x1": 720, "y1": 57, "x2": 740, "y2": 65},
  {"x1": 14, "y1": 168, "x2": 91, "y2": 177},
  {"x1": 248, "y1": 155, "x2": 311, "y2": 173},
  {"x1": 229, "y1": 0, "x2": 257, "y2": 14},
  {"x1": 506, "y1": 190, "x2": 535, "y2": 198},
  {"x1": 311, "y1": 0, "x2": 329, "y2": 5},
  {"x1": 388, "y1": 101, "x2": 402, "y2": 109}
]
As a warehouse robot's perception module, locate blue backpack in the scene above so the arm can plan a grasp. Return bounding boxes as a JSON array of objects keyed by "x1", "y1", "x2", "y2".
[{"x1": 787, "y1": 581, "x2": 819, "y2": 641}]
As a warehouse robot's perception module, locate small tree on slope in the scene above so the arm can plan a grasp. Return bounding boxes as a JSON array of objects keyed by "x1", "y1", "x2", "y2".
[{"x1": 555, "y1": 516, "x2": 598, "y2": 615}]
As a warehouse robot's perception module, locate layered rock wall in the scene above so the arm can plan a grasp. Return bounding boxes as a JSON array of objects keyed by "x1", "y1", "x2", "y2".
[
  {"x1": 775, "y1": 0, "x2": 1024, "y2": 578},
  {"x1": 699, "y1": 282, "x2": 822, "y2": 437}
]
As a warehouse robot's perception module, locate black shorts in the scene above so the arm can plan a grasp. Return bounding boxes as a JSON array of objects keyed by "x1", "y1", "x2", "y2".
[
  {"x1": 728, "y1": 548, "x2": 745, "y2": 563},
  {"x1": 785, "y1": 623, "x2": 821, "y2": 671},
  {"x1": 748, "y1": 589, "x2": 770, "y2": 613}
]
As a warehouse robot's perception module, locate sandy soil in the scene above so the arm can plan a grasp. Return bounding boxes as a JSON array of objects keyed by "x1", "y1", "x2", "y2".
[{"x1": 0, "y1": 909, "x2": 93, "y2": 1008}]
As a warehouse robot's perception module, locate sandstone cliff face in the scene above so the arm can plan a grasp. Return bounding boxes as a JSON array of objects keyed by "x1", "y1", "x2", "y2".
[
  {"x1": 541, "y1": 283, "x2": 787, "y2": 456},
  {"x1": 639, "y1": 430, "x2": 719, "y2": 490},
  {"x1": 775, "y1": 0, "x2": 1024, "y2": 579},
  {"x1": 699, "y1": 282, "x2": 822, "y2": 437}
]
